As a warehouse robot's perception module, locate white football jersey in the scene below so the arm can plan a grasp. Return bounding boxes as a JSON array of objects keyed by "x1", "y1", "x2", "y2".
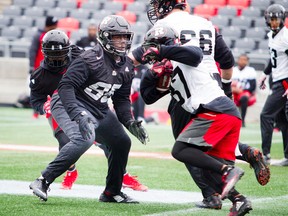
[
  {"x1": 156, "y1": 11, "x2": 225, "y2": 114},
  {"x1": 232, "y1": 66, "x2": 257, "y2": 90},
  {"x1": 267, "y1": 27, "x2": 288, "y2": 82}
]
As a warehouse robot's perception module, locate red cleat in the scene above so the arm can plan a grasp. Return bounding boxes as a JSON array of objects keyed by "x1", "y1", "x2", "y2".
[
  {"x1": 122, "y1": 173, "x2": 148, "y2": 192},
  {"x1": 61, "y1": 169, "x2": 78, "y2": 190}
]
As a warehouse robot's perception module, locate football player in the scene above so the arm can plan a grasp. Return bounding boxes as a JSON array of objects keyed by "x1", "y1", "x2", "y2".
[
  {"x1": 29, "y1": 29, "x2": 148, "y2": 192},
  {"x1": 129, "y1": 1, "x2": 256, "y2": 215},
  {"x1": 29, "y1": 15, "x2": 148, "y2": 203},
  {"x1": 259, "y1": 4, "x2": 288, "y2": 166}
]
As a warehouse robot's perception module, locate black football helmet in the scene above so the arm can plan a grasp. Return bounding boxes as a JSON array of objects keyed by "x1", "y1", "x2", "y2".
[
  {"x1": 97, "y1": 15, "x2": 134, "y2": 57},
  {"x1": 42, "y1": 30, "x2": 70, "y2": 68},
  {"x1": 264, "y1": 4, "x2": 287, "y2": 33},
  {"x1": 147, "y1": 0, "x2": 187, "y2": 25},
  {"x1": 142, "y1": 24, "x2": 179, "y2": 50}
]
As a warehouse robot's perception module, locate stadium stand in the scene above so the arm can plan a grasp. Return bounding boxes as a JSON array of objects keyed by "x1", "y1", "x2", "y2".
[{"x1": 0, "y1": 0, "x2": 278, "y2": 71}]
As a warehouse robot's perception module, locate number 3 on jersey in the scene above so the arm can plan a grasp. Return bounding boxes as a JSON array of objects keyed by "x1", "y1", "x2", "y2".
[{"x1": 180, "y1": 30, "x2": 212, "y2": 55}]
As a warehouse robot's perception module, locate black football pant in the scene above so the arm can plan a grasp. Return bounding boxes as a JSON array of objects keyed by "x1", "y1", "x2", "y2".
[
  {"x1": 260, "y1": 80, "x2": 288, "y2": 158},
  {"x1": 44, "y1": 94, "x2": 131, "y2": 195}
]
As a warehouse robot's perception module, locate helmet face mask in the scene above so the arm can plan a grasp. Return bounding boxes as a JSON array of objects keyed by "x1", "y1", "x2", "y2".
[
  {"x1": 97, "y1": 15, "x2": 134, "y2": 57},
  {"x1": 264, "y1": 4, "x2": 287, "y2": 33},
  {"x1": 147, "y1": 0, "x2": 187, "y2": 25},
  {"x1": 42, "y1": 30, "x2": 70, "y2": 68}
]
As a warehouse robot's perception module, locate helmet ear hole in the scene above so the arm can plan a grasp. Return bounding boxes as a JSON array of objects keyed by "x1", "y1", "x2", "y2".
[{"x1": 42, "y1": 30, "x2": 70, "y2": 68}]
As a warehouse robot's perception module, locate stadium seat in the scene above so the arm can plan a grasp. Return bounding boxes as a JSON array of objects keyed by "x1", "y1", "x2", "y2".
[
  {"x1": 187, "y1": 0, "x2": 204, "y2": 8},
  {"x1": 22, "y1": 27, "x2": 38, "y2": 40},
  {"x1": 11, "y1": 16, "x2": 34, "y2": 30},
  {"x1": 232, "y1": 37, "x2": 257, "y2": 53},
  {"x1": 47, "y1": 8, "x2": 69, "y2": 19},
  {"x1": 130, "y1": 22, "x2": 149, "y2": 34},
  {"x1": 80, "y1": 1, "x2": 102, "y2": 10},
  {"x1": 218, "y1": 6, "x2": 238, "y2": 17},
  {"x1": 126, "y1": 2, "x2": 147, "y2": 13},
  {"x1": 70, "y1": 28, "x2": 87, "y2": 45},
  {"x1": 210, "y1": 15, "x2": 230, "y2": 29},
  {"x1": 273, "y1": 0, "x2": 288, "y2": 9},
  {"x1": 1, "y1": 26, "x2": 22, "y2": 41},
  {"x1": 34, "y1": 0, "x2": 57, "y2": 9},
  {"x1": 57, "y1": 0, "x2": 78, "y2": 10},
  {"x1": 57, "y1": 17, "x2": 80, "y2": 33},
  {"x1": 257, "y1": 40, "x2": 268, "y2": 50},
  {"x1": 3, "y1": 5, "x2": 22, "y2": 17},
  {"x1": 102, "y1": 1, "x2": 124, "y2": 11},
  {"x1": 220, "y1": 26, "x2": 242, "y2": 39},
  {"x1": 116, "y1": 11, "x2": 137, "y2": 24},
  {"x1": 91, "y1": 10, "x2": 115, "y2": 21},
  {"x1": 0, "y1": 15, "x2": 11, "y2": 28},
  {"x1": 34, "y1": 17, "x2": 46, "y2": 29},
  {"x1": 248, "y1": 49, "x2": 270, "y2": 71},
  {"x1": 250, "y1": 0, "x2": 271, "y2": 12},
  {"x1": 230, "y1": 16, "x2": 252, "y2": 28},
  {"x1": 241, "y1": 7, "x2": 262, "y2": 18},
  {"x1": 80, "y1": 19, "x2": 98, "y2": 29},
  {"x1": 204, "y1": 0, "x2": 227, "y2": 7},
  {"x1": 69, "y1": 8, "x2": 91, "y2": 20},
  {"x1": 245, "y1": 27, "x2": 267, "y2": 40},
  {"x1": 76, "y1": 0, "x2": 88, "y2": 8},
  {"x1": 10, "y1": 39, "x2": 31, "y2": 58},
  {"x1": 227, "y1": 0, "x2": 250, "y2": 9},
  {"x1": 24, "y1": 6, "x2": 45, "y2": 18},
  {"x1": 0, "y1": 37, "x2": 10, "y2": 57},
  {"x1": 13, "y1": 0, "x2": 34, "y2": 7},
  {"x1": 193, "y1": 4, "x2": 218, "y2": 19},
  {"x1": 253, "y1": 17, "x2": 267, "y2": 28}
]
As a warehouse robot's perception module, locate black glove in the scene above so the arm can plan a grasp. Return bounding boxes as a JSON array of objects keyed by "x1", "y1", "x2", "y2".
[
  {"x1": 75, "y1": 111, "x2": 95, "y2": 140},
  {"x1": 142, "y1": 46, "x2": 162, "y2": 64},
  {"x1": 127, "y1": 120, "x2": 149, "y2": 145}
]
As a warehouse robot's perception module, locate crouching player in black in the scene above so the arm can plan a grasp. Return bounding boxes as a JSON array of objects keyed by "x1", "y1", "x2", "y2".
[
  {"x1": 30, "y1": 29, "x2": 148, "y2": 192},
  {"x1": 29, "y1": 15, "x2": 148, "y2": 203}
]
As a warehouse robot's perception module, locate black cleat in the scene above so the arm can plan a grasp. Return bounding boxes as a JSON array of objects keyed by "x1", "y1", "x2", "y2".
[
  {"x1": 245, "y1": 147, "x2": 270, "y2": 186},
  {"x1": 221, "y1": 166, "x2": 244, "y2": 200},
  {"x1": 99, "y1": 192, "x2": 139, "y2": 204},
  {"x1": 29, "y1": 178, "x2": 50, "y2": 201},
  {"x1": 228, "y1": 197, "x2": 253, "y2": 216},
  {"x1": 195, "y1": 193, "x2": 222, "y2": 209}
]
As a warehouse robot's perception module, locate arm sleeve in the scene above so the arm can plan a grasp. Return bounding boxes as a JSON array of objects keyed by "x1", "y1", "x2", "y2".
[
  {"x1": 214, "y1": 32, "x2": 235, "y2": 69},
  {"x1": 29, "y1": 83, "x2": 47, "y2": 115},
  {"x1": 131, "y1": 45, "x2": 203, "y2": 67},
  {"x1": 112, "y1": 74, "x2": 135, "y2": 127},
  {"x1": 264, "y1": 60, "x2": 272, "y2": 75},
  {"x1": 159, "y1": 45, "x2": 203, "y2": 67},
  {"x1": 140, "y1": 69, "x2": 169, "y2": 105}
]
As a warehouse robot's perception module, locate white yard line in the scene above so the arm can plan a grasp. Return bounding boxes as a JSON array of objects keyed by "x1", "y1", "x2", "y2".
[{"x1": 0, "y1": 180, "x2": 202, "y2": 204}]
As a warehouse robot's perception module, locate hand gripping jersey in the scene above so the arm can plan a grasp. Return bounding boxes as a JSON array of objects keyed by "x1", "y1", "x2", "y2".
[
  {"x1": 156, "y1": 11, "x2": 226, "y2": 114},
  {"x1": 267, "y1": 27, "x2": 288, "y2": 82}
]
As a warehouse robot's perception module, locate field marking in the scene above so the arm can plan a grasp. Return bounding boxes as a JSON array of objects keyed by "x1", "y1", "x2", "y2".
[
  {"x1": 0, "y1": 143, "x2": 283, "y2": 164},
  {"x1": 0, "y1": 143, "x2": 173, "y2": 159},
  {"x1": 144, "y1": 195, "x2": 288, "y2": 216},
  {"x1": 0, "y1": 180, "x2": 202, "y2": 204}
]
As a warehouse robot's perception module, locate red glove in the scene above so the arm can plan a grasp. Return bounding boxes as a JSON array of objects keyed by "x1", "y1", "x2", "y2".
[
  {"x1": 142, "y1": 47, "x2": 161, "y2": 64},
  {"x1": 152, "y1": 59, "x2": 173, "y2": 92},
  {"x1": 151, "y1": 59, "x2": 173, "y2": 77},
  {"x1": 43, "y1": 95, "x2": 51, "y2": 118}
]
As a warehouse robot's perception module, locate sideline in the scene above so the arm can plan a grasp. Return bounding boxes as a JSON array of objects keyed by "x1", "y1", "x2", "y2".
[{"x1": 0, "y1": 144, "x2": 282, "y2": 164}]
